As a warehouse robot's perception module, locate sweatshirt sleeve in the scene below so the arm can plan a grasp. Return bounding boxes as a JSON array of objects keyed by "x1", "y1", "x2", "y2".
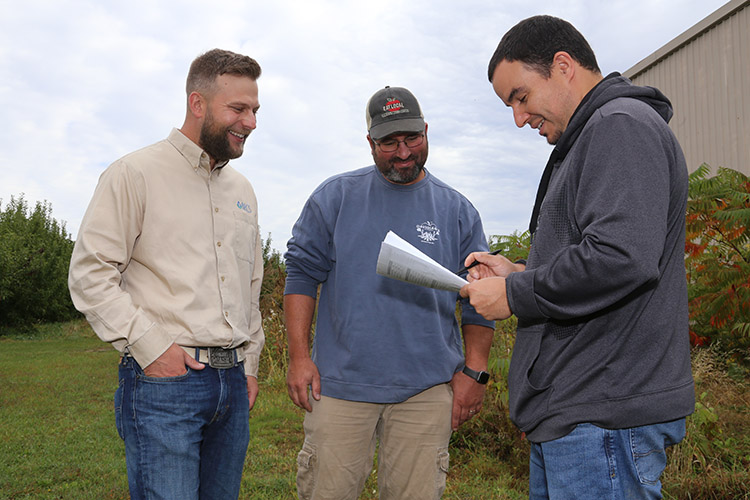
[
  {"x1": 284, "y1": 193, "x2": 334, "y2": 297},
  {"x1": 458, "y1": 202, "x2": 496, "y2": 328},
  {"x1": 507, "y1": 111, "x2": 672, "y2": 321}
]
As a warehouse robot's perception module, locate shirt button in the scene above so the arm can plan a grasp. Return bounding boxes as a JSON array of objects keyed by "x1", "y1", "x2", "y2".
[
  {"x1": 215, "y1": 207, "x2": 219, "y2": 213},
  {"x1": 221, "y1": 276, "x2": 226, "y2": 282},
  {"x1": 217, "y1": 241, "x2": 222, "y2": 247},
  {"x1": 224, "y1": 311, "x2": 229, "y2": 317}
]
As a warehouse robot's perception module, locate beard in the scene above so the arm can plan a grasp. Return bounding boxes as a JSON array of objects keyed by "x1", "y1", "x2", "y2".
[
  {"x1": 374, "y1": 143, "x2": 428, "y2": 184},
  {"x1": 199, "y1": 111, "x2": 244, "y2": 163},
  {"x1": 380, "y1": 163, "x2": 423, "y2": 184}
]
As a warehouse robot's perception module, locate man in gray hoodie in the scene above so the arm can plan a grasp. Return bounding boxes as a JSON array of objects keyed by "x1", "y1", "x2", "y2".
[{"x1": 460, "y1": 15, "x2": 694, "y2": 499}]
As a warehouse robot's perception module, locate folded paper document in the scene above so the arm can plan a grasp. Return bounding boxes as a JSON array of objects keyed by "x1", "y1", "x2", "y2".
[{"x1": 376, "y1": 231, "x2": 469, "y2": 293}]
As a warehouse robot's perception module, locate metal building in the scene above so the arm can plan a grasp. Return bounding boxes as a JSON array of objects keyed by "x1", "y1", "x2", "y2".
[{"x1": 624, "y1": 0, "x2": 749, "y2": 175}]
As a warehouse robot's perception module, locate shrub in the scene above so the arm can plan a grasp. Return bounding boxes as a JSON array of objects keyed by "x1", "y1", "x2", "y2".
[
  {"x1": 258, "y1": 234, "x2": 288, "y2": 381},
  {"x1": 452, "y1": 318, "x2": 530, "y2": 481},
  {"x1": 488, "y1": 230, "x2": 531, "y2": 263},
  {"x1": 662, "y1": 345, "x2": 750, "y2": 499},
  {"x1": 685, "y1": 164, "x2": 750, "y2": 366},
  {"x1": 0, "y1": 195, "x2": 78, "y2": 330}
]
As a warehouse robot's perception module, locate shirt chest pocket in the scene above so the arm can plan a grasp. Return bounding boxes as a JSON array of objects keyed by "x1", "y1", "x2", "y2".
[{"x1": 233, "y1": 211, "x2": 257, "y2": 264}]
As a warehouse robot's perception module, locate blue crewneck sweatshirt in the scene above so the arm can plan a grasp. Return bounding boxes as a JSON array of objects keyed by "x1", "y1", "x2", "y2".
[{"x1": 285, "y1": 166, "x2": 494, "y2": 403}]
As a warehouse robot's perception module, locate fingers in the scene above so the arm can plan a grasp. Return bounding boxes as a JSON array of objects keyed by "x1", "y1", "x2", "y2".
[
  {"x1": 287, "y1": 382, "x2": 313, "y2": 412},
  {"x1": 246, "y1": 376, "x2": 259, "y2": 410},
  {"x1": 451, "y1": 404, "x2": 483, "y2": 430},
  {"x1": 464, "y1": 251, "x2": 525, "y2": 283},
  {"x1": 145, "y1": 343, "x2": 200, "y2": 377},
  {"x1": 451, "y1": 401, "x2": 461, "y2": 430},
  {"x1": 450, "y1": 371, "x2": 486, "y2": 429},
  {"x1": 286, "y1": 362, "x2": 320, "y2": 412},
  {"x1": 464, "y1": 405, "x2": 482, "y2": 421},
  {"x1": 462, "y1": 277, "x2": 512, "y2": 321},
  {"x1": 464, "y1": 250, "x2": 498, "y2": 266},
  {"x1": 464, "y1": 251, "x2": 508, "y2": 280}
]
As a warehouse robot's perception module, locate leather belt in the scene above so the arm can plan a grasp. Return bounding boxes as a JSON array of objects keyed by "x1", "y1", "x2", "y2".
[{"x1": 180, "y1": 346, "x2": 243, "y2": 369}]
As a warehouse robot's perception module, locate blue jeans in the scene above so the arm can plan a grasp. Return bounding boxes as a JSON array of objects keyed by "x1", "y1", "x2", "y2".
[
  {"x1": 529, "y1": 420, "x2": 686, "y2": 500},
  {"x1": 115, "y1": 356, "x2": 250, "y2": 500}
]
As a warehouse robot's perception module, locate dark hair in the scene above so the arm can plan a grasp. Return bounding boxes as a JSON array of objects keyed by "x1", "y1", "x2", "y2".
[
  {"x1": 186, "y1": 49, "x2": 262, "y2": 95},
  {"x1": 487, "y1": 15, "x2": 600, "y2": 81}
]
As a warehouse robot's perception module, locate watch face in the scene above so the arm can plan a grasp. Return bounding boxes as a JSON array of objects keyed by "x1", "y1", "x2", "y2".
[{"x1": 477, "y1": 371, "x2": 490, "y2": 384}]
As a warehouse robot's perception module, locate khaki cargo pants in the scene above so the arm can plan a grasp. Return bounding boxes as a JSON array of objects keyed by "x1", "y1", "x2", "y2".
[{"x1": 296, "y1": 384, "x2": 453, "y2": 500}]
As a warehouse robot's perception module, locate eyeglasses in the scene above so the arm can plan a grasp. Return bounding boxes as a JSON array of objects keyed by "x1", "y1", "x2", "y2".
[{"x1": 372, "y1": 134, "x2": 425, "y2": 153}]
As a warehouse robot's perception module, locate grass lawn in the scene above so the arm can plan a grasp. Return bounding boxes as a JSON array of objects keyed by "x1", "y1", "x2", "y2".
[
  {"x1": 0, "y1": 321, "x2": 127, "y2": 499},
  {"x1": 2, "y1": 320, "x2": 748, "y2": 499},
  {"x1": 0, "y1": 321, "x2": 528, "y2": 499}
]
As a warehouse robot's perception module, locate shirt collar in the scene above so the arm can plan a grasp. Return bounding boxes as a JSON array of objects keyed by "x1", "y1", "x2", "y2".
[{"x1": 167, "y1": 128, "x2": 228, "y2": 174}]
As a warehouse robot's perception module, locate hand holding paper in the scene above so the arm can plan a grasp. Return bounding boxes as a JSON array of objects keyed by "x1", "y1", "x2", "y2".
[{"x1": 376, "y1": 231, "x2": 469, "y2": 292}]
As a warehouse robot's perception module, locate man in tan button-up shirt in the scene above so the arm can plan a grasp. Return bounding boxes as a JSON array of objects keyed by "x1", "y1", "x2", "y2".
[{"x1": 69, "y1": 49, "x2": 265, "y2": 500}]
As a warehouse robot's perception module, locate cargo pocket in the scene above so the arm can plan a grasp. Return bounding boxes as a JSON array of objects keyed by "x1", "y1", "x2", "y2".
[
  {"x1": 296, "y1": 441, "x2": 317, "y2": 500},
  {"x1": 435, "y1": 447, "x2": 449, "y2": 498}
]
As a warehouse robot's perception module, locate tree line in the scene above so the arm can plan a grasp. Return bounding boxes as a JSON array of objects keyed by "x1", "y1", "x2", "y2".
[{"x1": 2, "y1": 164, "x2": 748, "y2": 369}]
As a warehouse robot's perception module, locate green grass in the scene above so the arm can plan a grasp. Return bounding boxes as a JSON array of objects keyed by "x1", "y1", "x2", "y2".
[
  {"x1": 2, "y1": 320, "x2": 748, "y2": 499},
  {"x1": 0, "y1": 321, "x2": 527, "y2": 499},
  {"x1": 0, "y1": 321, "x2": 127, "y2": 499}
]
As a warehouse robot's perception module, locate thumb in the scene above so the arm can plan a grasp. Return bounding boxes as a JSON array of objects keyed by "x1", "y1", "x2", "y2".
[
  {"x1": 463, "y1": 251, "x2": 482, "y2": 268},
  {"x1": 183, "y1": 351, "x2": 206, "y2": 370},
  {"x1": 311, "y1": 373, "x2": 322, "y2": 401},
  {"x1": 472, "y1": 251, "x2": 495, "y2": 264}
]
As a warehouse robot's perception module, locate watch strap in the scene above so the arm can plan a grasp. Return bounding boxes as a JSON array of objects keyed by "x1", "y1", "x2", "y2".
[{"x1": 462, "y1": 365, "x2": 489, "y2": 384}]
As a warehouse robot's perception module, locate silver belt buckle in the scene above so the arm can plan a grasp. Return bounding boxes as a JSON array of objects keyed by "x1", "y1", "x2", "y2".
[{"x1": 208, "y1": 347, "x2": 236, "y2": 369}]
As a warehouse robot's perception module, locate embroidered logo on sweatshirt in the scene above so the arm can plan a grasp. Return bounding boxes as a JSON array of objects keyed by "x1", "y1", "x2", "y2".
[
  {"x1": 416, "y1": 221, "x2": 440, "y2": 244},
  {"x1": 237, "y1": 201, "x2": 253, "y2": 214}
]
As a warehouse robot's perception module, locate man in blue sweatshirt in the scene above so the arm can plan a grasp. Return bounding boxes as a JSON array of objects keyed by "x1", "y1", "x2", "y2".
[
  {"x1": 460, "y1": 15, "x2": 695, "y2": 499},
  {"x1": 284, "y1": 86, "x2": 495, "y2": 500}
]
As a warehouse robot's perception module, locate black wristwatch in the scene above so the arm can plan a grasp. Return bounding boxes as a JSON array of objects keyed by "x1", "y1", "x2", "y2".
[{"x1": 462, "y1": 366, "x2": 490, "y2": 384}]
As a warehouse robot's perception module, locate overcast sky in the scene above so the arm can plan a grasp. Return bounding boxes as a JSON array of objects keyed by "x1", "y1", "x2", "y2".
[{"x1": 0, "y1": 0, "x2": 729, "y2": 253}]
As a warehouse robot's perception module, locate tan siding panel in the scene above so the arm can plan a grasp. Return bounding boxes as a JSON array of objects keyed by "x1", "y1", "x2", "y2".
[{"x1": 627, "y1": 2, "x2": 749, "y2": 175}]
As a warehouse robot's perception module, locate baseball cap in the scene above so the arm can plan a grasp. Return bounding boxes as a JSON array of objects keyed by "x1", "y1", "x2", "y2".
[{"x1": 366, "y1": 86, "x2": 425, "y2": 140}]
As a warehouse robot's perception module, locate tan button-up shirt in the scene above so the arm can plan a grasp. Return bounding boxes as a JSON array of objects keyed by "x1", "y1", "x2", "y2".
[{"x1": 69, "y1": 129, "x2": 264, "y2": 376}]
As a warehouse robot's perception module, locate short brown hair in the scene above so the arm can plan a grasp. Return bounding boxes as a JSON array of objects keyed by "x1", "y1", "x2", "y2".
[{"x1": 186, "y1": 49, "x2": 261, "y2": 95}]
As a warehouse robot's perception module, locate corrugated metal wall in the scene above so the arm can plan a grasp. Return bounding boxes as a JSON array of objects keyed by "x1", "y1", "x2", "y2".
[{"x1": 624, "y1": 0, "x2": 749, "y2": 175}]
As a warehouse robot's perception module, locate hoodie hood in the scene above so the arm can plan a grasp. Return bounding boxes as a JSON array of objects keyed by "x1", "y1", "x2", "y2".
[
  {"x1": 528, "y1": 73, "x2": 674, "y2": 235},
  {"x1": 557, "y1": 72, "x2": 674, "y2": 157}
]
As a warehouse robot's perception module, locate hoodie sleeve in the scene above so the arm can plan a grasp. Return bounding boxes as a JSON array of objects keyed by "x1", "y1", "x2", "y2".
[{"x1": 507, "y1": 102, "x2": 674, "y2": 321}]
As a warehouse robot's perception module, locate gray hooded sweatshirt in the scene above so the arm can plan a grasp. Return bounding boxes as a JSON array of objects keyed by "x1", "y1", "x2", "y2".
[{"x1": 505, "y1": 73, "x2": 695, "y2": 443}]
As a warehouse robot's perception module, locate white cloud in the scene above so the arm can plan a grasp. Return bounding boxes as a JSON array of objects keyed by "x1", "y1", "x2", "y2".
[{"x1": 0, "y1": 0, "x2": 730, "y2": 251}]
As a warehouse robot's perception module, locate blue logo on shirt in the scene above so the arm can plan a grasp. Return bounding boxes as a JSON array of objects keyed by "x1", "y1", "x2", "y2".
[{"x1": 237, "y1": 201, "x2": 253, "y2": 214}]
